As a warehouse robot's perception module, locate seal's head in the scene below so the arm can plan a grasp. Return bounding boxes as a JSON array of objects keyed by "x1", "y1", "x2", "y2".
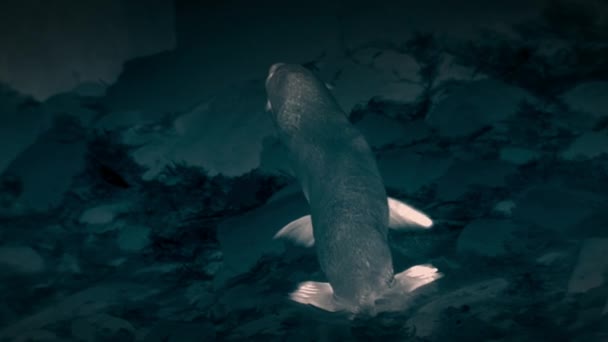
[{"x1": 265, "y1": 63, "x2": 340, "y2": 133}]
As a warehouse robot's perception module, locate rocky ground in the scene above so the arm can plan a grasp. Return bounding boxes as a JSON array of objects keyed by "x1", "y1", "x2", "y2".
[{"x1": 1, "y1": 1, "x2": 608, "y2": 341}]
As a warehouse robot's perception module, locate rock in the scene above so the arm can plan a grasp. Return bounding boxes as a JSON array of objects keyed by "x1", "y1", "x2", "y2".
[
  {"x1": 0, "y1": 283, "x2": 148, "y2": 340},
  {"x1": 573, "y1": 209, "x2": 608, "y2": 238},
  {"x1": 354, "y1": 113, "x2": 409, "y2": 148},
  {"x1": 14, "y1": 330, "x2": 58, "y2": 342},
  {"x1": 142, "y1": 321, "x2": 215, "y2": 342},
  {"x1": 426, "y1": 79, "x2": 531, "y2": 137},
  {"x1": 0, "y1": 85, "x2": 50, "y2": 176},
  {"x1": 135, "y1": 263, "x2": 182, "y2": 275},
  {"x1": 493, "y1": 200, "x2": 516, "y2": 216},
  {"x1": 409, "y1": 278, "x2": 510, "y2": 338},
  {"x1": 231, "y1": 314, "x2": 285, "y2": 339},
  {"x1": 433, "y1": 159, "x2": 515, "y2": 200},
  {"x1": 374, "y1": 50, "x2": 421, "y2": 84},
  {"x1": 512, "y1": 185, "x2": 599, "y2": 234},
  {"x1": 116, "y1": 225, "x2": 151, "y2": 252},
  {"x1": 202, "y1": 250, "x2": 223, "y2": 277},
  {"x1": 435, "y1": 54, "x2": 483, "y2": 84},
  {"x1": 125, "y1": 81, "x2": 276, "y2": 179},
  {"x1": 499, "y1": 147, "x2": 540, "y2": 165},
  {"x1": 535, "y1": 252, "x2": 567, "y2": 266},
  {"x1": 399, "y1": 120, "x2": 433, "y2": 145},
  {"x1": 562, "y1": 81, "x2": 608, "y2": 119},
  {"x1": 377, "y1": 151, "x2": 452, "y2": 194},
  {"x1": 265, "y1": 183, "x2": 302, "y2": 204},
  {"x1": 44, "y1": 92, "x2": 100, "y2": 127},
  {"x1": 456, "y1": 220, "x2": 521, "y2": 257},
  {"x1": 71, "y1": 314, "x2": 135, "y2": 342},
  {"x1": 3, "y1": 127, "x2": 87, "y2": 210},
  {"x1": 0, "y1": 246, "x2": 45, "y2": 273},
  {"x1": 79, "y1": 202, "x2": 131, "y2": 225},
  {"x1": 561, "y1": 132, "x2": 608, "y2": 160},
  {"x1": 71, "y1": 319, "x2": 96, "y2": 342},
  {"x1": 568, "y1": 238, "x2": 608, "y2": 294},
  {"x1": 57, "y1": 253, "x2": 81, "y2": 273},
  {"x1": 215, "y1": 193, "x2": 308, "y2": 286},
  {"x1": 330, "y1": 60, "x2": 424, "y2": 112},
  {"x1": 258, "y1": 136, "x2": 291, "y2": 175},
  {"x1": 184, "y1": 282, "x2": 214, "y2": 310},
  {"x1": 70, "y1": 81, "x2": 108, "y2": 97}
]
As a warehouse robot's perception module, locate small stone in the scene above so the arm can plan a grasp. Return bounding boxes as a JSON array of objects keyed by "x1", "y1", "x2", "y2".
[
  {"x1": 116, "y1": 225, "x2": 151, "y2": 252},
  {"x1": 0, "y1": 246, "x2": 45, "y2": 273},
  {"x1": 568, "y1": 238, "x2": 608, "y2": 293},
  {"x1": 535, "y1": 252, "x2": 566, "y2": 266},
  {"x1": 80, "y1": 203, "x2": 130, "y2": 225},
  {"x1": 493, "y1": 200, "x2": 516, "y2": 216},
  {"x1": 203, "y1": 261, "x2": 222, "y2": 276}
]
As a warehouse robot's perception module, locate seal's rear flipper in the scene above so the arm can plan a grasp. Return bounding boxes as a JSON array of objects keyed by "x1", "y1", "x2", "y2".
[
  {"x1": 375, "y1": 264, "x2": 443, "y2": 313},
  {"x1": 273, "y1": 215, "x2": 315, "y2": 247},
  {"x1": 388, "y1": 197, "x2": 434, "y2": 229},
  {"x1": 289, "y1": 281, "x2": 343, "y2": 312},
  {"x1": 394, "y1": 264, "x2": 443, "y2": 292}
]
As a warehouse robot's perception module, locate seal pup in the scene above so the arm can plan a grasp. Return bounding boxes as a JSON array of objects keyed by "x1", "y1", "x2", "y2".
[{"x1": 264, "y1": 63, "x2": 441, "y2": 315}]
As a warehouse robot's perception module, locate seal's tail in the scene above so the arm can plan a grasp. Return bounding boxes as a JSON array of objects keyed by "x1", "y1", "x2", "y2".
[{"x1": 287, "y1": 264, "x2": 442, "y2": 314}]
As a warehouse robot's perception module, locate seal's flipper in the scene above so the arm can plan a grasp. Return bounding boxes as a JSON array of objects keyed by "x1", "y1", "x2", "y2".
[
  {"x1": 289, "y1": 281, "x2": 343, "y2": 312},
  {"x1": 265, "y1": 99, "x2": 272, "y2": 112},
  {"x1": 388, "y1": 197, "x2": 434, "y2": 229},
  {"x1": 273, "y1": 215, "x2": 315, "y2": 247},
  {"x1": 394, "y1": 264, "x2": 443, "y2": 292},
  {"x1": 374, "y1": 264, "x2": 443, "y2": 313}
]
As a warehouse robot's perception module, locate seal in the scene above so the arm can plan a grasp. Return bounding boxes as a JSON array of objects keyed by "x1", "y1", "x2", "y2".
[{"x1": 265, "y1": 63, "x2": 441, "y2": 315}]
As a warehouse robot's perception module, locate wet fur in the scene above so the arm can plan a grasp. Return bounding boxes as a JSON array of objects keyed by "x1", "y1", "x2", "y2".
[{"x1": 265, "y1": 64, "x2": 396, "y2": 311}]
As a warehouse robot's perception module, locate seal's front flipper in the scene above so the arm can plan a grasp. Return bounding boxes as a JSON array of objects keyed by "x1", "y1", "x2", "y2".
[
  {"x1": 289, "y1": 281, "x2": 343, "y2": 312},
  {"x1": 388, "y1": 197, "x2": 434, "y2": 229},
  {"x1": 394, "y1": 264, "x2": 443, "y2": 292},
  {"x1": 273, "y1": 215, "x2": 315, "y2": 247}
]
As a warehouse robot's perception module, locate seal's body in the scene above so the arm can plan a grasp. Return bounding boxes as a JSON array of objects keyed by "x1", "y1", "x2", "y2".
[{"x1": 265, "y1": 63, "x2": 440, "y2": 314}]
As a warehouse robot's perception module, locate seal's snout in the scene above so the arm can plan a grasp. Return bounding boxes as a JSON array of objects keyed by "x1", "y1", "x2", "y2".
[
  {"x1": 269, "y1": 63, "x2": 285, "y2": 76},
  {"x1": 267, "y1": 63, "x2": 286, "y2": 83}
]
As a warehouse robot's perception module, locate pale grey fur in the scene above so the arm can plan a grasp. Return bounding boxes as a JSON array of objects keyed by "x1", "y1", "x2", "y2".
[{"x1": 265, "y1": 63, "x2": 397, "y2": 312}]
